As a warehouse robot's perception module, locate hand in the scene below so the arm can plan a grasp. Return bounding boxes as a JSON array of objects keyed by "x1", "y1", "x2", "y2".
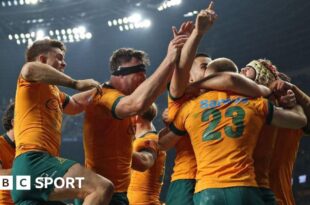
[
  {"x1": 269, "y1": 79, "x2": 293, "y2": 96},
  {"x1": 195, "y1": 1, "x2": 218, "y2": 34},
  {"x1": 167, "y1": 33, "x2": 188, "y2": 62},
  {"x1": 172, "y1": 21, "x2": 194, "y2": 38},
  {"x1": 278, "y1": 89, "x2": 297, "y2": 108},
  {"x1": 74, "y1": 79, "x2": 102, "y2": 94}
]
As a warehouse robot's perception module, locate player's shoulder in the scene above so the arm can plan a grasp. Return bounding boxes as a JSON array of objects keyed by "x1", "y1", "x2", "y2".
[{"x1": 101, "y1": 82, "x2": 123, "y2": 95}]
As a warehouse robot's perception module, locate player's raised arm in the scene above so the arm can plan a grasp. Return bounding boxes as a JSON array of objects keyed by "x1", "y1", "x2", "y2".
[{"x1": 170, "y1": 1, "x2": 218, "y2": 99}]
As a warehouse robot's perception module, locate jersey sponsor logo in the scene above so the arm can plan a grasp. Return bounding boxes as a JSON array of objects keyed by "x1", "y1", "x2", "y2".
[{"x1": 200, "y1": 97, "x2": 249, "y2": 109}]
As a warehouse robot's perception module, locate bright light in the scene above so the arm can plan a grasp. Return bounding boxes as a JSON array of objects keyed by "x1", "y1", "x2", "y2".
[
  {"x1": 36, "y1": 30, "x2": 45, "y2": 40},
  {"x1": 158, "y1": 0, "x2": 181, "y2": 11},
  {"x1": 85, "y1": 32, "x2": 92, "y2": 39},
  {"x1": 142, "y1": 19, "x2": 151, "y2": 28},
  {"x1": 184, "y1": 10, "x2": 199, "y2": 18},
  {"x1": 128, "y1": 13, "x2": 141, "y2": 23},
  {"x1": 107, "y1": 14, "x2": 151, "y2": 32},
  {"x1": 299, "y1": 175, "x2": 307, "y2": 184},
  {"x1": 9, "y1": 26, "x2": 92, "y2": 45},
  {"x1": 80, "y1": 33, "x2": 86, "y2": 39},
  {"x1": 30, "y1": 0, "x2": 38, "y2": 5},
  {"x1": 77, "y1": 26, "x2": 86, "y2": 34}
]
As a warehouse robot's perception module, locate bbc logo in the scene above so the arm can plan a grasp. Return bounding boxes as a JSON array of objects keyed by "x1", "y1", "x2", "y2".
[{"x1": 0, "y1": 176, "x2": 31, "y2": 190}]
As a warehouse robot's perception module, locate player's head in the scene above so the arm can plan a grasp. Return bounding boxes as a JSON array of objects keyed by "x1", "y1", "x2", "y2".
[
  {"x1": 204, "y1": 57, "x2": 238, "y2": 76},
  {"x1": 190, "y1": 53, "x2": 212, "y2": 82},
  {"x1": 140, "y1": 103, "x2": 158, "y2": 122},
  {"x1": 2, "y1": 102, "x2": 14, "y2": 132},
  {"x1": 240, "y1": 59, "x2": 278, "y2": 86},
  {"x1": 109, "y1": 48, "x2": 150, "y2": 95},
  {"x1": 26, "y1": 39, "x2": 67, "y2": 72}
]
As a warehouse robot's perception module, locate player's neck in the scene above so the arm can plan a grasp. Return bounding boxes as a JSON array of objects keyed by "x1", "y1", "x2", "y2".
[
  {"x1": 135, "y1": 121, "x2": 152, "y2": 137},
  {"x1": 6, "y1": 129, "x2": 14, "y2": 142},
  {"x1": 109, "y1": 78, "x2": 130, "y2": 95}
]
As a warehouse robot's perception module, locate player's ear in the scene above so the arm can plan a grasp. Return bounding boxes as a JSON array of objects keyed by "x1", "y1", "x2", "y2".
[{"x1": 38, "y1": 54, "x2": 47, "y2": 63}]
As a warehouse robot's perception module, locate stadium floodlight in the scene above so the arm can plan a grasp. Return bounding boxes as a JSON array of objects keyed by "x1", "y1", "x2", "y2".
[
  {"x1": 7, "y1": 26, "x2": 93, "y2": 45},
  {"x1": 108, "y1": 13, "x2": 151, "y2": 32},
  {"x1": 157, "y1": 0, "x2": 181, "y2": 11},
  {"x1": 1, "y1": 0, "x2": 42, "y2": 7},
  {"x1": 299, "y1": 175, "x2": 307, "y2": 184},
  {"x1": 128, "y1": 13, "x2": 142, "y2": 23},
  {"x1": 35, "y1": 30, "x2": 45, "y2": 40},
  {"x1": 184, "y1": 10, "x2": 198, "y2": 17}
]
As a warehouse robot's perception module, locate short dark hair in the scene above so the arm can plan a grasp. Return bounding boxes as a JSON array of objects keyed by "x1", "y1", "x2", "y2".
[
  {"x1": 207, "y1": 57, "x2": 238, "y2": 73},
  {"x1": 140, "y1": 103, "x2": 157, "y2": 122},
  {"x1": 195, "y1": 53, "x2": 210, "y2": 58},
  {"x1": 2, "y1": 102, "x2": 14, "y2": 131},
  {"x1": 26, "y1": 39, "x2": 66, "y2": 62},
  {"x1": 109, "y1": 48, "x2": 150, "y2": 72}
]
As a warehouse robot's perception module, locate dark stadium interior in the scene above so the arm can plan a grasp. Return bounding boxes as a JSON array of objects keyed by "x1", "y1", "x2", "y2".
[{"x1": 1, "y1": 0, "x2": 310, "y2": 203}]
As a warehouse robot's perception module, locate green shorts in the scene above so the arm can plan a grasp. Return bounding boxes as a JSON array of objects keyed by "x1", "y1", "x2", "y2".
[
  {"x1": 260, "y1": 188, "x2": 276, "y2": 205},
  {"x1": 166, "y1": 179, "x2": 196, "y2": 205},
  {"x1": 109, "y1": 192, "x2": 129, "y2": 205},
  {"x1": 11, "y1": 151, "x2": 76, "y2": 205},
  {"x1": 193, "y1": 187, "x2": 264, "y2": 205}
]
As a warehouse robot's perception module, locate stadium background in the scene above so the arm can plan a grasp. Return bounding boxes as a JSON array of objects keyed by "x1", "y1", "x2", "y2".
[{"x1": 0, "y1": 0, "x2": 310, "y2": 203}]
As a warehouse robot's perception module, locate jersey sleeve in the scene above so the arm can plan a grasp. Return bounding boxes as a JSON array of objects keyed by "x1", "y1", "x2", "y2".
[
  {"x1": 252, "y1": 97, "x2": 274, "y2": 124},
  {"x1": 59, "y1": 91, "x2": 70, "y2": 109},
  {"x1": 168, "y1": 93, "x2": 191, "y2": 122},
  {"x1": 169, "y1": 103, "x2": 190, "y2": 136},
  {"x1": 94, "y1": 87, "x2": 125, "y2": 119},
  {"x1": 134, "y1": 135, "x2": 158, "y2": 154}
]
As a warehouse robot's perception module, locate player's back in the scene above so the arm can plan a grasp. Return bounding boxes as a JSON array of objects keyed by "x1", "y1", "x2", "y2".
[
  {"x1": 171, "y1": 90, "x2": 272, "y2": 192},
  {"x1": 270, "y1": 128, "x2": 303, "y2": 205}
]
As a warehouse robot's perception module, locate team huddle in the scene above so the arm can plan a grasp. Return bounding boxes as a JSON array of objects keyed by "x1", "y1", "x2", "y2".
[{"x1": 0, "y1": 1, "x2": 309, "y2": 205}]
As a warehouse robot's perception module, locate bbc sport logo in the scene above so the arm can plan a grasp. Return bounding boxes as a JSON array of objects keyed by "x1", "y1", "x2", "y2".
[{"x1": 0, "y1": 176, "x2": 84, "y2": 190}]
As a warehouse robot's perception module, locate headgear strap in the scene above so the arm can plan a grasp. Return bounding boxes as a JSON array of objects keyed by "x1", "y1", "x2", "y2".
[{"x1": 112, "y1": 64, "x2": 146, "y2": 76}]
